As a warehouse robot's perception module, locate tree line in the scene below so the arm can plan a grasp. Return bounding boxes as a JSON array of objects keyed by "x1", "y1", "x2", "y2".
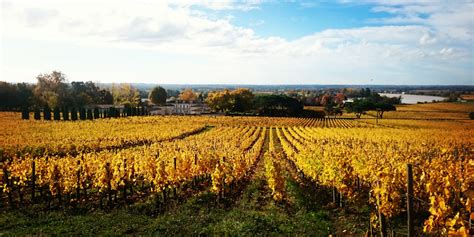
[
  {"x1": 1, "y1": 70, "x2": 400, "y2": 119},
  {"x1": 0, "y1": 71, "x2": 135, "y2": 111}
]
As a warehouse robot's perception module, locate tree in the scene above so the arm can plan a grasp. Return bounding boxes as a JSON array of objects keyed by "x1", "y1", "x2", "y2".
[
  {"x1": 79, "y1": 108, "x2": 86, "y2": 120},
  {"x1": 345, "y1": 93, "x2": 399, "y2": 119},
  {"x1": 148, "y1": 86, "x2": 167, "y2": 105},
  {"x1": 71, "y1": 107, "x2": 78, "y2": 121},
  {"x1": 111, "y1": 83, "x2": 141, "y2": 107},
  {"x1": 345, "y1": 99, "x2": 373, "y2": 118},
  {"x1": 34, "y1": 71, "x2": 69, "y2": 108},
  {"x1": 34, "y1": 108, "x2": 41, "y2": 120},
  {"x1": 70, "y1": 81, "x2": 111, "y2": 106},
  {"x1": 62, "y1": 107, "x2": 69, "y2": 120},
  {"x1": 94, "y1": 107, "x2": 100, "y2": 119},
  {"x1": 21, "y1": 106, "x2": 29, "y2": 120},
  {"x1": 231, "y1": 88, "x2": 254, "y2": 112},
  {"x1": 43, "y1": 105, "x2": 52, "y2": 120},
  {"x1": 334, "y1": 93, "x2": 346, "y2": 105},
  {"x1": 70, "y1": 81, "x2": 93, "y2": 107},
  {"x1": 206, "y1": 89, "x2": 234, "y2": 112},
  {"x1": 0, "y1": 82, "x2": 18, "y2": 110},
  {"x1": 205, "y1": 88, "x2": 255, "y2": 113},
  {"x1": 320, "y1": 94, "x2": 343, "y2": 117},
  {"x1": 254, "y1": 95, "x2": 303, "y2": 117},
  {"x1": 166, "y1": 89, "x2": 180, "y2": 98},
  {"x1": 0, "y1": 82, "x2": 34, "y2": 110},
  {"x1": 179, "y1": 89, "x2": 197, "y2": 103},
  {"x1": 53, "y1": 106, "x2": 61, "y2": 121},
  {"x1": 98, "y1": 89, "x2": 113, "y2": 104},
  {"x1": 86, "y1": 109, "x2": 93, "y2": 120},
  {"x1": 374, "y1": 102, "x2": 396, "y2": 119}
]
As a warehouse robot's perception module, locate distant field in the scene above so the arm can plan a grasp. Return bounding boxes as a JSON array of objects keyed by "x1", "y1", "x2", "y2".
[
  {"x1": 307, "y1": 102, "x2": 474, "y2": 119},
  {"x1": 460, "y1": 94, "x2": 474, "y2": 101},
  {"x1": 357, "y1": 118, "x2": 474, "y2": 129},
  {"x1": 395, "y1": 102, "x2": 474, "y2": 112}
]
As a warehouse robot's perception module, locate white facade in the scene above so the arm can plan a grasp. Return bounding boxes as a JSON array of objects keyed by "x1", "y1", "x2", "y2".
[{"x1": 149, "y1": 103, "x2": 210, "y2": 115}]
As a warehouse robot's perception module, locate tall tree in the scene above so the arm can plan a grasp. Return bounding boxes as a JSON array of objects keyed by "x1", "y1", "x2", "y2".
[
  {"x1": 206, "y1": 89, "x2": 234, "y2": 112},
  {"x1": 148, "y1": 86, "x2": 167, "y2": 105},
  {"x1": 34, "y1": 71, "x2": 69, "y2": 108},
  {"x1": 111, "y1": 83, "x2": 141, "y2": 106},
  {"x1": 231, "y1": 88, "x2": 254, "y2": 112},
  {"x1": 254, "y1": 94, "x2": 303, "y2": 117},
  {"x1": 0, "y1": 81, "x2": 17, "y2": 110}
]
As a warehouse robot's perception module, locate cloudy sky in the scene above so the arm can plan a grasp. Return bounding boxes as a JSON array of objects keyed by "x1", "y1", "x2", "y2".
[{"x1": 1, "y1": 0, "x2": 473, "y2": 85}]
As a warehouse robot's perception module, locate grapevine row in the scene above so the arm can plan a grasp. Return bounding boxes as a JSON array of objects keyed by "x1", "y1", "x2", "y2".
[{"x1": 276, "y1": 126, "x2": 472, "y2": 235}]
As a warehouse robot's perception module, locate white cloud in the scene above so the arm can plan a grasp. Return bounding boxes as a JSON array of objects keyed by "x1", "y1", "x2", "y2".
[{"x1": 1, "y1": 0, "x2": 472, "y2": 85}]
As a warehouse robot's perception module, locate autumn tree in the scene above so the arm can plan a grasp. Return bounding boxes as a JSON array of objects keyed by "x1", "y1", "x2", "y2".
[
  {"x1": 34, "y1": 71, "x2": 69, "y2": 108},
  {"x1": 148, "y1": 86, "x2": 167, "y2": 105},
  {"x1": 179, "y1": 89, "x2": 197, "y2": 103},
  {"x1": 111, "y1": 83, "x2": 141, "y2": 107},
  {"x1": 206, "y1": 89, "x2": 234, "y2": 112},
  {"x1": 333, "y1": 93, "x2": 347, "y2": 105}
]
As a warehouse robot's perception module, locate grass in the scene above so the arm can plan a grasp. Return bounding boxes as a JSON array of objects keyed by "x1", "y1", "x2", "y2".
[{"x1": 0, "y1": 181, "x2": 332, "y2": 236}]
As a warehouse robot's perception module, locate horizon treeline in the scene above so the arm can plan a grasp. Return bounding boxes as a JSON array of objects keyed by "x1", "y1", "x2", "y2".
[{"x1": 0, "y1": 71, "x2": 150, "y2": 111}]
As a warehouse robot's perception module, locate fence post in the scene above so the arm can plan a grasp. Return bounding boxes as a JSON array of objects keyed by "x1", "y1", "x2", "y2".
[{"x1": 407, "y1": 164, "x2": 414, "y2": 237}]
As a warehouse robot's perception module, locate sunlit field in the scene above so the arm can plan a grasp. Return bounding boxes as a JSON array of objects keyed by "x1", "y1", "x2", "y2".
[{"x1": 1, "y1": 102, "x2": 472, "y2": 236}]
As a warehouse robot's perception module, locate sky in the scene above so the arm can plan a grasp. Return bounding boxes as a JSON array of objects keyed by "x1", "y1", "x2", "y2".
[{"x1": 1, "y1": 0, "x2": 473, "y2": 85}]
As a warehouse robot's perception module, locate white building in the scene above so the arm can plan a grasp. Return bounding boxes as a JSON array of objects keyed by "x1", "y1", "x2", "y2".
[{"x1": 149, "y1": 102, "x2": 210, "y2": 115}]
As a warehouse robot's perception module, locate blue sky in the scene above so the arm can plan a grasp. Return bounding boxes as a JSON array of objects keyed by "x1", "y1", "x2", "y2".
[
  {"x1": 1, "y1": 0, "x2": 473, "y2": 85},
  {"x1": 199, "y1": 2, "x2": 393, "y2": 40}
]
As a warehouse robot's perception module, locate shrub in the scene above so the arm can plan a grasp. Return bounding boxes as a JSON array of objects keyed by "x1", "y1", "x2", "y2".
[
  {"x1": 71, "y1": 108, "x2": 78, "y2": 121},
  {"x1": 21, "y1": 107, "x2": 29, "y2": 120},
  {"x1": 43, "y1": 106, "x2": 51, "y2": 120},
  {"x1": 79, "y1": 108, "x2": 86, "y2": 120},
  {"x1": 86, "y1": 109, "x2": 93, "y2": 120},
  {"x1": 94, "y1": 107, "x2": 100, "y2": 119},
  {"x1": 63, "y1": 107, "x2": 69, "y2": 121},
  {"x1": 53, "y1": 106, "x2": 61, "y2": 121},
  {"x1": 34, "y1": 108, "x2": 41, "y2": 120}
]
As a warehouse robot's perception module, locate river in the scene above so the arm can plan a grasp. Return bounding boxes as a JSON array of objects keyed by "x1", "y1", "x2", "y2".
[{"x1": 379, "y1": 93, "x2": 447, "y2": 104}]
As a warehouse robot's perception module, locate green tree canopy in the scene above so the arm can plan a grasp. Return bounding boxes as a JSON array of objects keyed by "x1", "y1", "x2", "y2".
[
  {"x1": 345, "y1": 93, "x2": 399, "y2": 118},
  {"x1": 254, "y1": 94, "x2": 303, "y2": 117},
  {"x1": 148, "y1": 86, "x2": 167, "y2": 105}
]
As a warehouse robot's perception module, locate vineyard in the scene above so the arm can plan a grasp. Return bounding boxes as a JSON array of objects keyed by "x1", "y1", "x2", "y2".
[{"x1": 0, "y1": 111, "x2": 473, "y2": 236}]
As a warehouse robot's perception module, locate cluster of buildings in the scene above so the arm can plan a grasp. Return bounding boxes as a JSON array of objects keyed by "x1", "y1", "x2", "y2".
[{"x1": 149, "y1": 98, "x2": 211, "y2": 115}]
